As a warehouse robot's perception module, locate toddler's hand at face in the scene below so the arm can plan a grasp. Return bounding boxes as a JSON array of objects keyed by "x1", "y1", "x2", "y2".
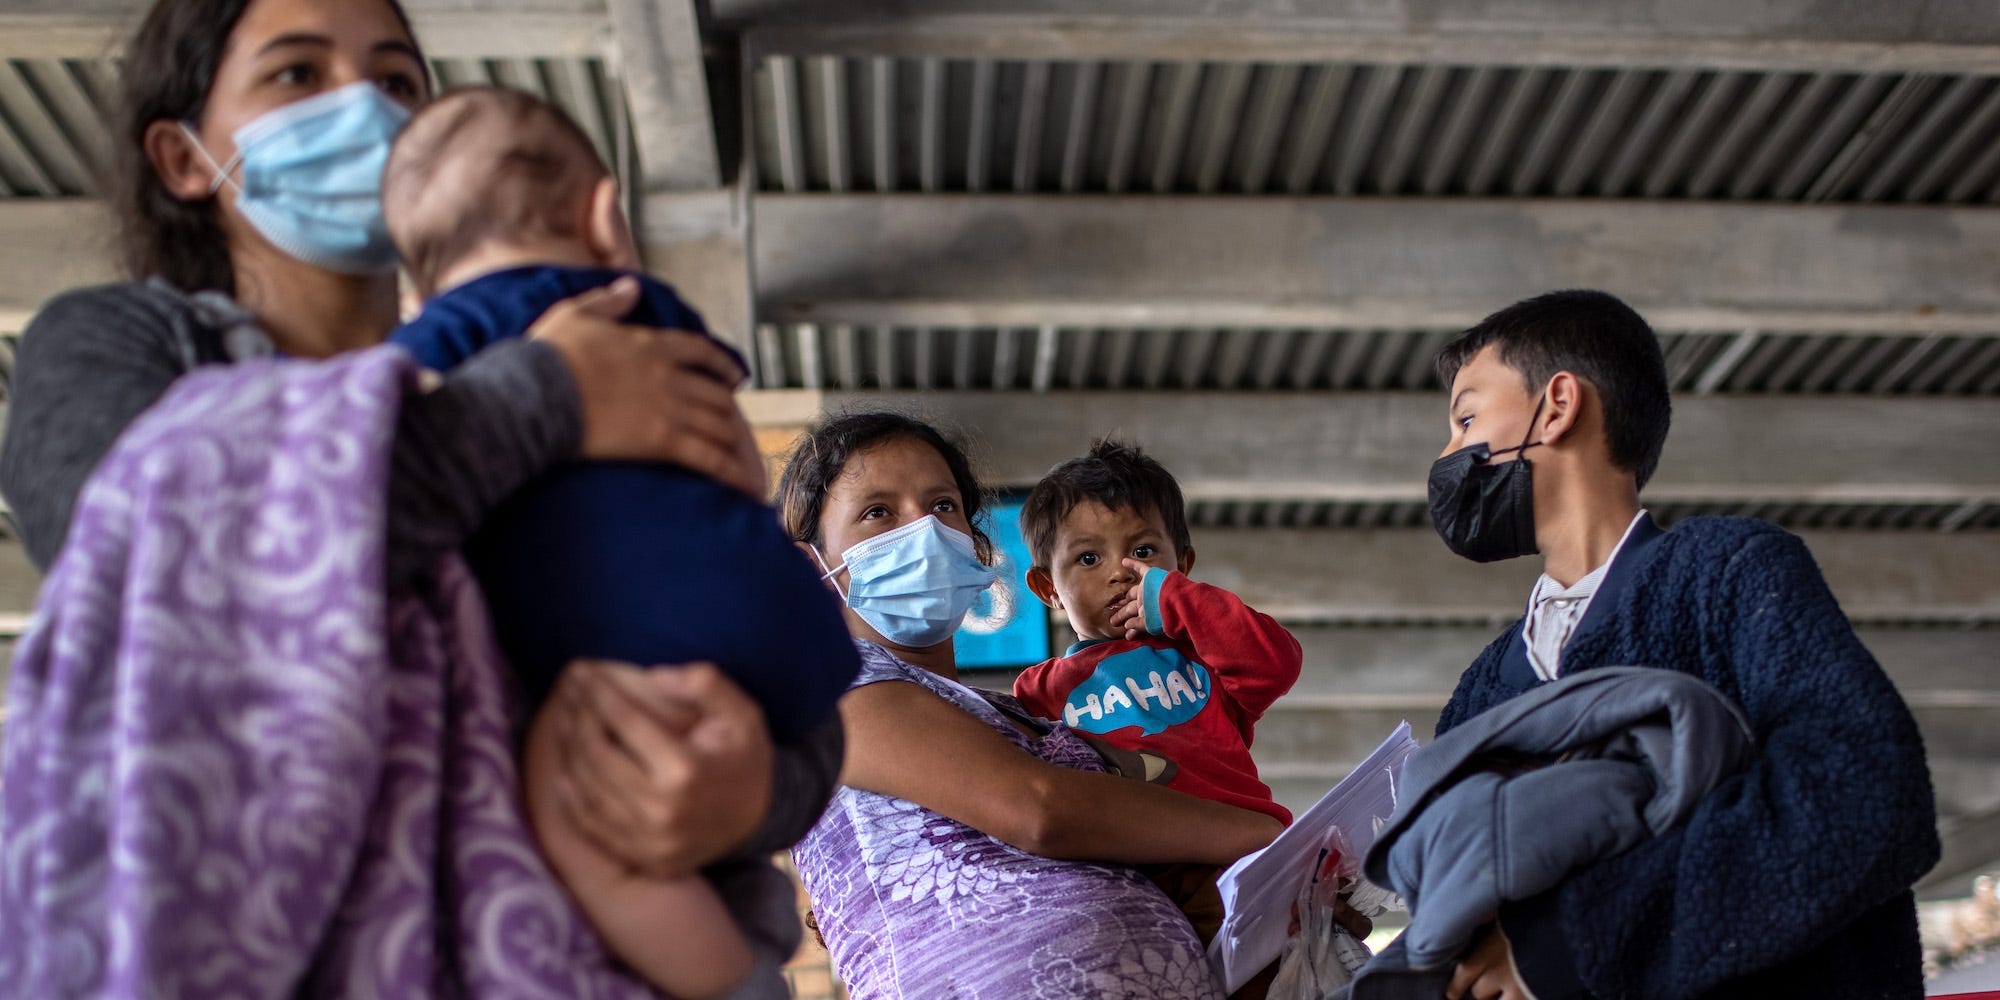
[{"x1": 1108, "y1": 558, "x2": 1155, "y2": 639}]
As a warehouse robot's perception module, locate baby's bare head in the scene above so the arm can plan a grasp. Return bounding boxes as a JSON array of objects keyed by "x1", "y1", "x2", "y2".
[{"x1": 383, "y1": 85, "x2": 611, "y2": 297}]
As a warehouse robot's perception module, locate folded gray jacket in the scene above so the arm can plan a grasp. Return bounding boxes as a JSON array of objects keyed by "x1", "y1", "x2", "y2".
[{"x1": 1347, "y1": 667, "x2": 1757, "y2": 1000}]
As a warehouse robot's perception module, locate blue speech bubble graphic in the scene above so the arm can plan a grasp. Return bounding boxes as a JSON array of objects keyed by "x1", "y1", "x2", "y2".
[{"x1": 1056, "y1": 645, "x2": 1211, "y2": 737}]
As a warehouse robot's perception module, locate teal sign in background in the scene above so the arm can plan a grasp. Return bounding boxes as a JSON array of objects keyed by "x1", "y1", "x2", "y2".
[{"x1": 956, "y1": 499, "x2": 1051, "y2": 668}]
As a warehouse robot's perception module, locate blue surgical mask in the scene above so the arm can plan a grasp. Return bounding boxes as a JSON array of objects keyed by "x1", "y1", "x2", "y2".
[
  {"x1": 181, "y1": 81, "x2": 409, "y2": 274},
  {"x1": 816, "y1": 515, "x2": 999, "y2": 648}
]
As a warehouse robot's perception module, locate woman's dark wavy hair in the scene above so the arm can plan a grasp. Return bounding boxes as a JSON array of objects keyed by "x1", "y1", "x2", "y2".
[
  {"x1": 776, "y1": 411, "x2": 996, "y2": 565},
  {"x1": 113, "y1": 0, "x2": 422, "y2": 293}
]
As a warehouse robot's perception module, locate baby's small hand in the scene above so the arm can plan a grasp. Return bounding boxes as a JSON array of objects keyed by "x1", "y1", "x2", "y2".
[{"x1": 1108, "y1": 594, "x2": 1143, "y2": 637}]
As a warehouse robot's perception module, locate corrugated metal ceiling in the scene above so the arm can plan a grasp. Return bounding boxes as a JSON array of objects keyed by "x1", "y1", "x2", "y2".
[
  {"x1": 0, "y1": 56, "x2": 625, "y2": 198},
  {"x1": 750, "y1": 323, "x2": 2000, "y2": 396},
  {"x1": 749, "y1": 56, "x2": 2000, "y2": 203},
  {"x1": 1181, "y1": 498, "x2": 2000, "y2": 535},
  {"x1": 0, "y1": 59, "x2": 117, "y2": 198},
  {"x1": 11, "y1": 53, "x2": 1997, "y2": 206}
]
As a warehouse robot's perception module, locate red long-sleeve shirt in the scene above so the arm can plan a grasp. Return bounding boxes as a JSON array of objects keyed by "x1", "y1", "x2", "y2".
[{"x1": 1013, "y1": 568, "x2": 1301, "y2": 823}]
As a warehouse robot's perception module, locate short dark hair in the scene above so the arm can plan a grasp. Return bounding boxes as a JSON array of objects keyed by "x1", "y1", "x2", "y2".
[
  {"x1": 1020, "y1": 439, "x2": 1193, "y2": 569},
  {"x1": 383, "y1": 85, "x2": 607, "y2": 297},
  {"x1": 1435, "y1": 289, "x2": 1672, "y2": 490},
  {"x1": 113, "y1": 0, "x2": 423, "y2": 293},
  {"x1": 776, "y1": 411, "x2": 995, "y2": 563}
]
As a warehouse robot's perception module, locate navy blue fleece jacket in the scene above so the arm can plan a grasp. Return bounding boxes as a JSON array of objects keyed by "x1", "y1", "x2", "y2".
[{"x1": 1437, "y1": 514, "x2": 1938, "y2": 1000}]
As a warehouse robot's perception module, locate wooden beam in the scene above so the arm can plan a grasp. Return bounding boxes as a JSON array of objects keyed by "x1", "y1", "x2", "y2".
[
  {"x1": 14, "y1": 197, "x2": 2000, "y2": 339},
  {"x1": 1252, "y1": 625, "x2": 2000, "y2": 830},
  {"x1": 1278, "y1": 625, "x2": 2000, "y2": 702},
  {"x1": 742, "y1": 391, "x2": 2000, "y2": 508},
  {"x1": 720, "y1": 1, "x2": 2000, "y2": 74},
  {"x1": 607, "y1": 0, "x2": 722, "y2": 190},
  {"x1": 1919, "y1": 806, "x2": 2000, "y2": 898},
  {"x1": 0, "y1": 2, "x2": 617, "y2": 60},
  {"x1": 637, "y1": 190, "x2": 755, "y2": 360},
  {"x1": 0, "y1": 198, "x2": 757, "y2": 346},
  {"x1": 0, "y1": 200, "x2": 120, "y2": 333},
  {"x1": 1193, "y1": 528, "x2": 2000, "y2": 625},
  {"x1": 754, "y1": 195, "x2": 2000, "y2": 335},
  {"x1": 15, "y1": 0, "x2": 2000, "y2": 72},
  {"x1": 0, "y1": 543, "x2": 39, "y2": 617}
]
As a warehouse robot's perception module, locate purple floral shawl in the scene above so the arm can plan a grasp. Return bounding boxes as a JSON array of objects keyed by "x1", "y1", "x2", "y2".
[{"x1": 0, "y1": 348, "x2": 661, "y2": 998}]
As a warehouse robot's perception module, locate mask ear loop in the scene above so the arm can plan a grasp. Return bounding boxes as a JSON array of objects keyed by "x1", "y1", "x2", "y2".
[
  {"x1": 177, "y1": 122, "x2": 243, "y2": 195},
  {"x1": 810, "y1": 544, "x2": 849, "y2": 601},
  {"x1": 1489, "y1": 393, "x2": 1549, "y2": 460}
]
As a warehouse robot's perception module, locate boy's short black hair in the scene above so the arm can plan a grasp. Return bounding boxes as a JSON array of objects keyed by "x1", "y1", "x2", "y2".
[
  {"x1": 1435, "y1": 289, "x2": 1673, "y2": 490},
  {"x1": 1021, "y1": 439, "x2": 1193, "y2": 569}
]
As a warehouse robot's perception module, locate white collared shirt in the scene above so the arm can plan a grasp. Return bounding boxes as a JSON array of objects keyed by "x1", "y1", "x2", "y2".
[{"x1": 1522, "y1": 510, "x2": 1649, "y2": 682}]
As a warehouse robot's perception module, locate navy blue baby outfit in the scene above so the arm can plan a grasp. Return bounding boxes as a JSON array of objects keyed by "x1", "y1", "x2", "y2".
[{"x1": 391, "y1": 265, "x2": 858, "y2": 741}]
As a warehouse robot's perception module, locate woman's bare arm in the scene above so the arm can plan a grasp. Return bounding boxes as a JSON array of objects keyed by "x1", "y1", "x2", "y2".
[{"x1": 839, "y1": 680, "x2": 1281, "y2": 866}]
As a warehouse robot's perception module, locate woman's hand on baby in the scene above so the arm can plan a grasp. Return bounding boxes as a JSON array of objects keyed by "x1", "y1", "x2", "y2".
[
  {"x1": 548, "y1": 659, "x2": 775, "y2": 877},
  {"x1": 531, "y1": 277, "x2": 767, "y2": 498}
]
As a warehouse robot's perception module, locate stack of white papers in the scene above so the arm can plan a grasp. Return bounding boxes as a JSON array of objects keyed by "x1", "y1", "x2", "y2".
[{"x1": 1207, "y1": 722, "x2": 1421, "y2": 993}]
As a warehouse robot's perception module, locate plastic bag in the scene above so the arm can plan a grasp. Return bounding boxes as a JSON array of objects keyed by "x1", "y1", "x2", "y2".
[{"x1": 1264, "y1": 829, "x2": 1403, "y2": 1000}]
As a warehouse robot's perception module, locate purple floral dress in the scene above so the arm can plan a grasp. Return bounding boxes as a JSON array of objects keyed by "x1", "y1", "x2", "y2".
[{"x1": 794, "y1": 640, "x2": 1224, "y2": 999}]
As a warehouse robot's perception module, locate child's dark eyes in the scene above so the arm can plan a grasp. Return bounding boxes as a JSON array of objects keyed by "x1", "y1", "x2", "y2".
[
  {"x1": 1133, "y1": 544, "x2": 1156, "y2": 560},
  {"x1": 1077, "y1": 552, "x2": 1100, "y2": 567},
  {"x1": 861, "y1": 504, "x2": 890, "y2": 520},
  {"x1": 930, "y1": 497, "x2": 958, "y2": 514}
]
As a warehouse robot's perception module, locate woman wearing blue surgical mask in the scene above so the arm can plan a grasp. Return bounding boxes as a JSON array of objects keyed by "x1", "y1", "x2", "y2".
[
  {"x1": 730, "y1": 411, "x2": 1283, "y2": 998},
  {"x1": 5, "y1": 0, "x2": 766, "y2": 541},
  {"x1": 0, "y1": 0, "x2": 795, "y2": 948}
]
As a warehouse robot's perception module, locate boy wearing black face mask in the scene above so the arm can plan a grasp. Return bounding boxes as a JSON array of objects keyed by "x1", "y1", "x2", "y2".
[{"x1": 1423, "y1": 290, "x2": 1936, "y2": 1000}]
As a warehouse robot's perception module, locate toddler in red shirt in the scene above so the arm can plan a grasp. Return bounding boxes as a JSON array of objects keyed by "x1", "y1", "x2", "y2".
[{"x1": 1016, "y1": 439, "x2": 1302, "y2": 947}]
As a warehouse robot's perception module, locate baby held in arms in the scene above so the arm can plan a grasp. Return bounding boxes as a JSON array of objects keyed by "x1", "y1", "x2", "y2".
[{"x1": 384, "y1": 85, "x2": 859, "y2": 999}]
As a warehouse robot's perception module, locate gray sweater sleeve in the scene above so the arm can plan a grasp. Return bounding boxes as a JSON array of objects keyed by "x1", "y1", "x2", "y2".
[
  {"x1": 2, "y1": 284, "x2": 205, "y2": 569},
  {"x1": 0, "y1": 283, "x2": 580, "y2": 590},
  {"x1": 740, "y1": 712, "x2": 846, "y2": 857},
  {"x1": 385, "y1": 339, "x2": 580, "y2": 589}
]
